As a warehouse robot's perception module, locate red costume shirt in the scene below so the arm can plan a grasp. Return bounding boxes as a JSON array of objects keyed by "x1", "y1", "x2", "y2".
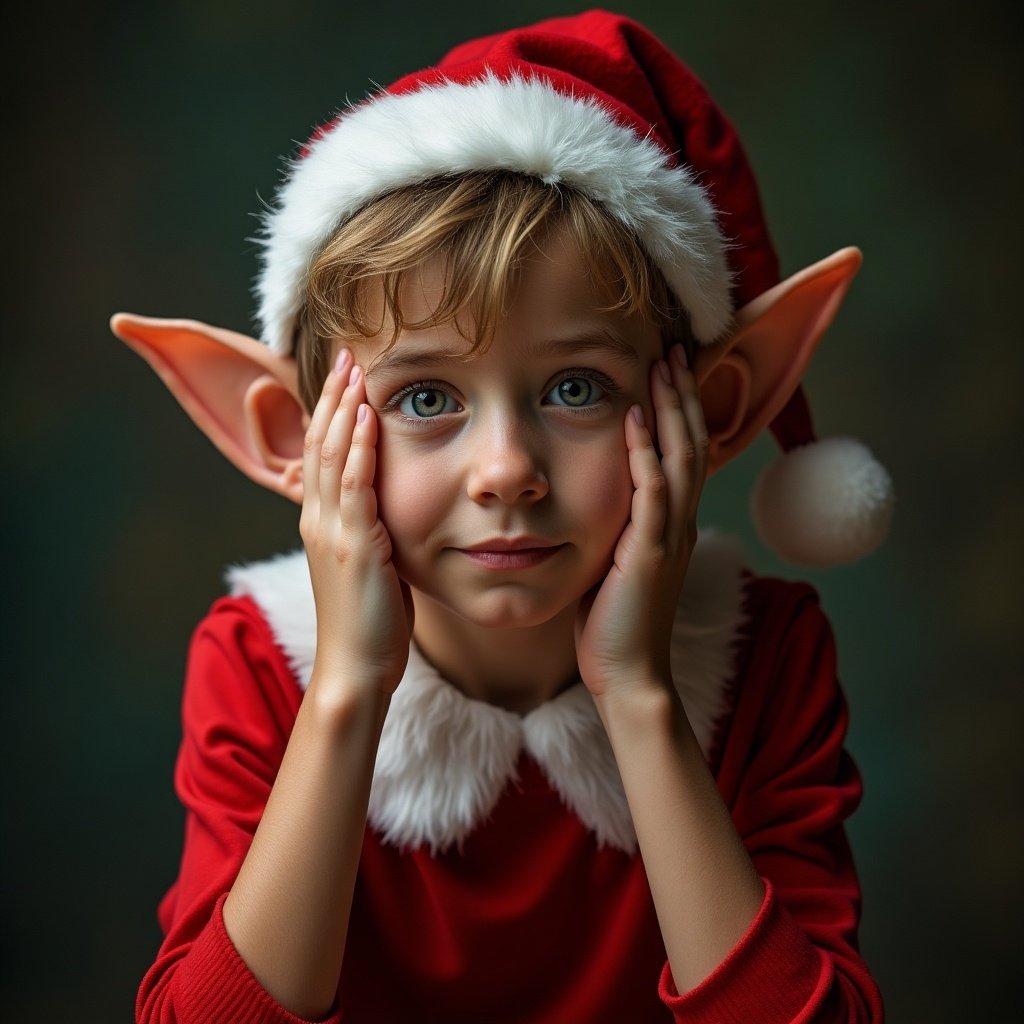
[{"x1": 136, "y1": 535, "x2": 883, "y2": 1023}]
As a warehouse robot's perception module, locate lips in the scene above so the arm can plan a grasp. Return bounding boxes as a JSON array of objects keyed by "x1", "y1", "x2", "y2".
[
  {"x1": 461, "y1": 537, "x2": 560, "y2": 552},
  {"x1": 457, "y1": 537, "x2": 565, "y2": 569}
]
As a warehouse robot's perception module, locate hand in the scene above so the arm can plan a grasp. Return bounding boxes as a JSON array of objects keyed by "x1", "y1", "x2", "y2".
[
  {"x1": 299, "y1": 351, "x2": 414, "y2": 699},
  {"x1": 574, "y1": 344, "x2": 707, "y2": 704}
]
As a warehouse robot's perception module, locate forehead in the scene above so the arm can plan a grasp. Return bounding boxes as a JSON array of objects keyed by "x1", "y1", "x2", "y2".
[
  {"x1": 348, "y1": 223, "x2": 663, "y2": 370},
  {"x1": 362, "y1": 328, "x2": 646, "y2": 385}
]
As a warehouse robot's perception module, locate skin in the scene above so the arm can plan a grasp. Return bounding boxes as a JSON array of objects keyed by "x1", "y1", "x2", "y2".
[
  {"x1": 344, "y1": 229, "x2": 666, "y2": 713},
  {"x1": 224, "y1": 224, "x2": 765, "y2": 1017}
]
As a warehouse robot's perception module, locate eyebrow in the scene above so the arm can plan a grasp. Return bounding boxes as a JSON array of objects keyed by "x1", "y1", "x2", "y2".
[
  {"x1": 545, "y1": 330, "x2": 641, "y2": 365},
  {"x1": 365, "y1": 327, "x2": 641, "y2": 378}
]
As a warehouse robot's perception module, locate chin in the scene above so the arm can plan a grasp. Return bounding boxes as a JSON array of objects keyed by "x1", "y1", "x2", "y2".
[
  {"x1": 412, "y1": 579, "x2": 580, "y2": 631},
  {"x1": 463, "y1": 600, "x2": 569, "y2": 631}
]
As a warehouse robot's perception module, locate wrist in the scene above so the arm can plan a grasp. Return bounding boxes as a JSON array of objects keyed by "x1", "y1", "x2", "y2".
[
  {"x1": 310, "y1": 636, "x2": 407, "y2": 696},
  {"x1": 594, "y1": 680, "x2": 703, "y2": 749},
  {"x1": 592, "y1": 675, "x2": 678, "y2": 725},
  {"x1": 304, "y1": 669, "x2": 393, "y2": 735}
]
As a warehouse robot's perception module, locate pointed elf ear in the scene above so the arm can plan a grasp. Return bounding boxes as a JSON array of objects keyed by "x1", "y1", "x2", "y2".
[
  {"x1": 110, "y1": 313, "x2": 307, "y2": 503},
  {"x1": 694, "y1": 247, "x2": 863, "y2": 474}
]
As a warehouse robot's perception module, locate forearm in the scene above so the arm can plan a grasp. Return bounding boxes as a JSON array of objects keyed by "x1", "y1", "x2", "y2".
[
  {"x1": 223, "y1": 676, "x2": 390, "y2": 1020},
  {"x1": 595, "y1": 686, "x2": 764, "y2": 993}
]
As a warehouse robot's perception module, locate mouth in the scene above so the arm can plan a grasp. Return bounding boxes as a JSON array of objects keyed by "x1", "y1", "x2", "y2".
[
  {"x1": 462, "y1": 537, "x2": 560, "y2": 552},
  {"x1": 457, "y1": 537, "x2": 566, "y2": 569}
]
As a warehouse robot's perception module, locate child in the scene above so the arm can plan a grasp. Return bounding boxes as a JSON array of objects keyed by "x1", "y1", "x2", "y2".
[{"x1": 115, "y1": 11, "x2": 893, "y2": 1023}]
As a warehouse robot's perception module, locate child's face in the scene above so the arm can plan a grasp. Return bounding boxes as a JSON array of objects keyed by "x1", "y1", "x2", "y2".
[{"x1": 346, "y1": 225, "x2": 664, "y2": 630}]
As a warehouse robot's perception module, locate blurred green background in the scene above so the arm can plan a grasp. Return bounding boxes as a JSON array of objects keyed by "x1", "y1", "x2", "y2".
[{"x1": 3, "y1": 1, "x2": 1021, "y2": 1020}]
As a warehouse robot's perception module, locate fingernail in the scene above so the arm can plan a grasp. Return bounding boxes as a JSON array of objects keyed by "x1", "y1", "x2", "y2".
[
  {"x1": 357, "y1": 403, "x2": 368, "y2": 424},
  {"x1": 656, "y1": 360, "x2": 671, "y2": 384},
  {"x1": 334, "y1": 348, "x2": 351, "y2": 375},
  {"x1": 671, "y1": 344, "x2": 689, "y2": 368},
  {"x1": 348, "y1": 365, "x2": 361, "y2": 387},
  {"x1": 631, "y1": 404, "x2": 645, "y2": 426}
]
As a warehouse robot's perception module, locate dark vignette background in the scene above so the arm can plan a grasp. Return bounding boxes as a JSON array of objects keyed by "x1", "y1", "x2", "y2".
[{"x1": 3, "y1": 2, "x2": 1021, "y2": 1020}]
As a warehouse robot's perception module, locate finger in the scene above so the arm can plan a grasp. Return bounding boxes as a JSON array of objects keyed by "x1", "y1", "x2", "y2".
[
  {"x1": 302, "y1": 349, "x2": 352, "y2": 507},
  {"x1": 624, "y1": 404, "x2": 668, "y2": 548},
  {"x1": 668, "y1": 345, "x2": 709, "y2": 521},
  {"x1": 340, "y1": 402, "x2": 380, "y2": 529},
  {"x1": 649, "y1": 357, "x2": 694, "y2": 530},
  {"x1": 318, "y1": 363, "x2": 365, "y2": 510}
]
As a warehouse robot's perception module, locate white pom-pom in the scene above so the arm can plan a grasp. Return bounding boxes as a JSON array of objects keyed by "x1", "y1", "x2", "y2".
[{"x1": 751, "y1": 437, "x2": 894, "y2": 567}]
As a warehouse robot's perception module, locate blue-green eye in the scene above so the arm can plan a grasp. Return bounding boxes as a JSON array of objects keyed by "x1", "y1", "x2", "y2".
[
  {"x1": 546, "y1": 376, "x2": 605, "y2": 408},
  {"x1": 398, "y1": 387, "x2": 457, "y2": 418}
]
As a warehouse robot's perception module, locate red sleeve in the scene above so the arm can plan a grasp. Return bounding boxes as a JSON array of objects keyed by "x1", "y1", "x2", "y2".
[
  {"x1": 136, "y1": 597, "x2": 344, "y2": 1024},
  {"x1": 659, "y1": 578, "x2": 885, "y2": 1023}
]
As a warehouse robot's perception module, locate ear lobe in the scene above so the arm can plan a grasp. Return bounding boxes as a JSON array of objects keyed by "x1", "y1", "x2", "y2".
[
  {"x1": 694, "y1": 247, "x2": 863, "y2": 472},
  {"x1": 110, "y1": 313, "x2": 307, "y2": 503}
]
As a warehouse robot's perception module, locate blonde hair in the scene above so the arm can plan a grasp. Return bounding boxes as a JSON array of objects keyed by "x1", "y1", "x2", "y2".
[{"x1": 295, "y1": 171, "x2": 693, "y2": 413}]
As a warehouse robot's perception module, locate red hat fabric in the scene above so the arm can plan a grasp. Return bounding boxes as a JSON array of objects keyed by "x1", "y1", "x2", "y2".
[
  {"x1": 254, "y1": 9, "x2": 892, "y2": 565},
  {"x1": 257, "y1": 10, "x2": 778, "y2": 353},
  {"x1": 400, "y1": 11, "x2": 782, "y2": 308}
]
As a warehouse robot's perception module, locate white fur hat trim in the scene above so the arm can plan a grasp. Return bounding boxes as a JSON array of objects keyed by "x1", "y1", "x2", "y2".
[{"x1": 255, "y1": 73, "x2": 733, "y2": 354}]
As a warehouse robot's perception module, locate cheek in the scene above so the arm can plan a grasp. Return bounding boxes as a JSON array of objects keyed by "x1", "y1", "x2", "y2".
[
  {"x1": 374, "y1": 435, "x2": 450, "y2": 546},
  {"x1": 559, "y1": 432, "x2": 633, "y2": 534}
]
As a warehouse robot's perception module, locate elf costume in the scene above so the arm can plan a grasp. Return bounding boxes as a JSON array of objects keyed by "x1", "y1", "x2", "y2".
[
  {"x1": 137, "y1": 534, "x2": 883, "y2": 1023},
  {"x1": 129, "y1": 10, "x2": 891, "y2": 1022}
]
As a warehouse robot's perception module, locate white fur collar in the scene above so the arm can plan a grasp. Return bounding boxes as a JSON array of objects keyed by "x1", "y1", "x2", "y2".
[{"x1": 226, "y1": 531, "x2": 748, "y2": 855}]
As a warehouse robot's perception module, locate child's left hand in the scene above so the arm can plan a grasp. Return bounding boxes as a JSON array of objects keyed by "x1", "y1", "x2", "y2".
[{"x1": 574, "y1": 344, "x2": 707, "y2": 705}]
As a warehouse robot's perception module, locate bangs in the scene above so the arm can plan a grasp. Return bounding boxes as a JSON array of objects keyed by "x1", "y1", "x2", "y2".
[{"x1": 295, "y1": 171, "x2": 691, "y2": 413}]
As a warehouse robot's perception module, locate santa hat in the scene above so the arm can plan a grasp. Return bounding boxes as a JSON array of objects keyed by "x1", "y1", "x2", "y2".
[{"x1": 255, "y1": 10, "x2": 892, "y2": 567}]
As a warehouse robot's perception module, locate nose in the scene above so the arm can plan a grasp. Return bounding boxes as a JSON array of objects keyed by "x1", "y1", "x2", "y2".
[{"x1": 466, "y1": 418, "x2": 549, "y2": 506}]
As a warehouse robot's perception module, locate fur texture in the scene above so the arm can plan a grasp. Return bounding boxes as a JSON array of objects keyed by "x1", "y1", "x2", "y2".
[
  {"x1": 751, "y1": 437, "x2": 895, "y2": 567},
  {"x1": 226, "y1": 530, "x2": 749, "y2": 855},
  {"x1": 255, "y1": 73, "x2": 733, "y2": 355}
]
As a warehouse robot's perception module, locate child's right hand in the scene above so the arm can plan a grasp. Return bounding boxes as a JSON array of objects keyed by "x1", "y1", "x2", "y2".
[{"x1": 299, "y1": 349, "x2": 414, "y2": 700}]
